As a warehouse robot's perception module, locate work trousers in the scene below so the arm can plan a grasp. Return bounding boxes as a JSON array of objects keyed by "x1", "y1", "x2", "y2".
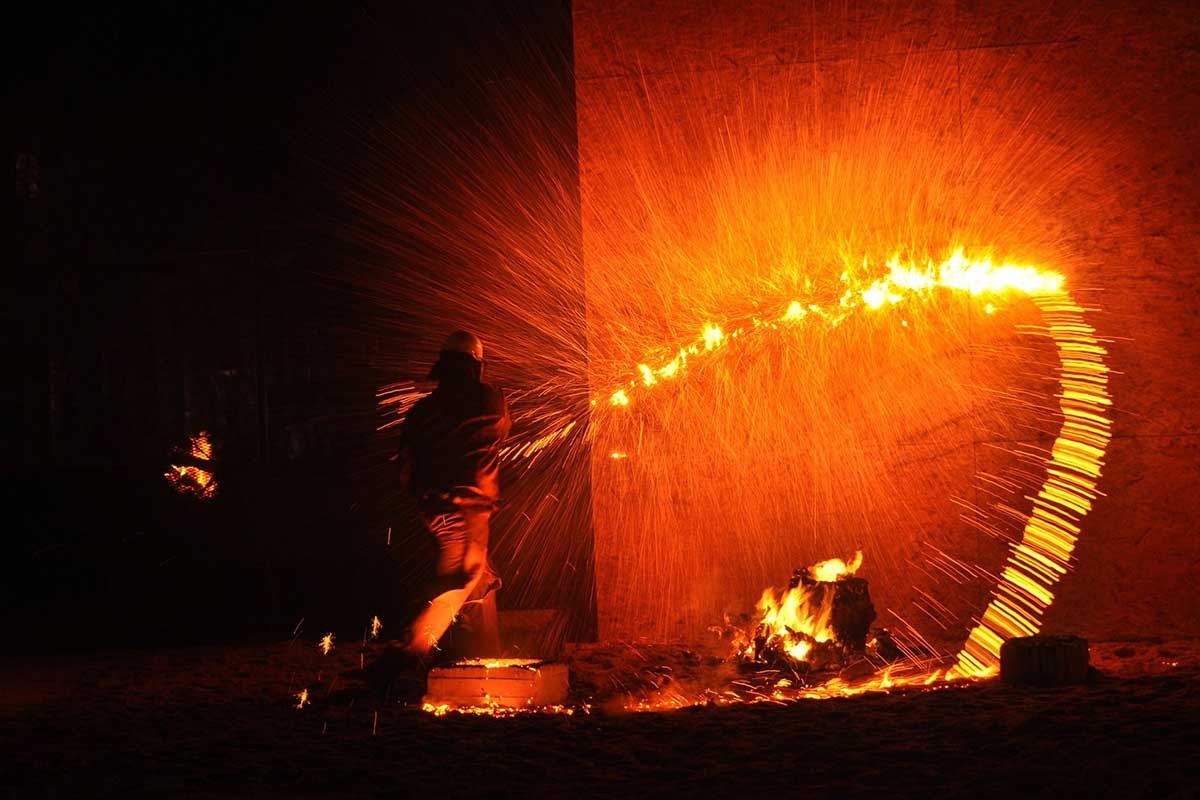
[{"x1": 408, "y1": 507, "x2": 502, "y2": 660}]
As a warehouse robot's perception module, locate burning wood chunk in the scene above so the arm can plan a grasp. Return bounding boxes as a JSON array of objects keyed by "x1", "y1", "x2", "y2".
[
  {"x1": 866, "y1": 627, "x2": 903, "y2": 662},
  {"x1": 1000, "y1": 635, "x2": 1090, "y2": 685},
  {"x1": 739, "y1": 551, "x2": 876, "y2": 673},
  {"x1": 829, "y1": 578, "x2": 875, "y2": 652}
]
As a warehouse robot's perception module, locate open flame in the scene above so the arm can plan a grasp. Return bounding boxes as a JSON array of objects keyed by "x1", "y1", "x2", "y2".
[
  {"x1": 807, "y1": 550, "x2": 864, "y2": 583},
  {"x1": 739, "y1": 550, "x2": 864, "y2": 664},
  {"x1": 164, "y1": 430, "x2": 217, "y2": 500}
]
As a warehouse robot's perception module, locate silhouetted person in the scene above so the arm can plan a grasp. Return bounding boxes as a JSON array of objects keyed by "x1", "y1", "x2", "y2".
[{"x1": 397, "y1": 330, "x2": 511, "y2": 661}]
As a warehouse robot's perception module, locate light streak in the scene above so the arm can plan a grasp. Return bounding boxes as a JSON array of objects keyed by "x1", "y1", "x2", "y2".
[
  {"x1": 951, "y1": 291, "x2": 1111, "y2": 677},
  {"x1": 597, "y1": 250, "x2": 1068, "y2": 416},
  {"x1": 597, "y1": 251, "x2": 1110, "y2": 679}
]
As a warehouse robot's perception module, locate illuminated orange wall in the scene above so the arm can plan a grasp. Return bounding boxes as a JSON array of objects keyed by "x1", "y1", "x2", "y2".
[{"x1": 574, "y1": 2, "x2": 1200, "y2": 644}]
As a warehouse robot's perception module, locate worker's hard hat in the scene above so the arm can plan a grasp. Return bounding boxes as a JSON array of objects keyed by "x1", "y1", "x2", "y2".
[{"x1": 441, "y1": 330, "x2": 484, "y2": 362}]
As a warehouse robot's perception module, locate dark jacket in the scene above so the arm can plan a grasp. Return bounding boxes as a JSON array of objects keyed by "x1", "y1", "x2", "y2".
[{"x1": 398, "y1": 362, "x2": 511, "y2": 511}]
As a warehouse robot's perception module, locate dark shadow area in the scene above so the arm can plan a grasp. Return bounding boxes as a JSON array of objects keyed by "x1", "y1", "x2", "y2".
[{"x1": 7, "y1": 1, "x2": 590, "y2": 654}]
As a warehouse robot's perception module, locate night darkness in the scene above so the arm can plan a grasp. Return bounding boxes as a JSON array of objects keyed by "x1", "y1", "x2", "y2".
[
  {"x1": 8, "y1": 2, "x2": 589, "y2": 651},
  {"x1": 6, "y1": 2, "x2": 1199, "y2": 797}
]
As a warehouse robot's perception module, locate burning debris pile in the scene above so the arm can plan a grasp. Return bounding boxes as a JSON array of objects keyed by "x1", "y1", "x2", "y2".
[
  {"x1": 735, "y1": 551, "x2": 894, "y2": 674},
  {"x1": 164, "y1": 431, "x2": 218, "y2": 500}
]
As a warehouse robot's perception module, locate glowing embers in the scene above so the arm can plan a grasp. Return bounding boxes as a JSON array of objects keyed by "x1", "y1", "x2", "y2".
[
  {"x1": 164, "y1": 430, "x2": 217, "y2": 500},
  {"x1": 626, "y1": 662, "x2": 963, "y2": 712},
  {"x1": 422, "y1": 658, "x2": 572, "y2": 716}
]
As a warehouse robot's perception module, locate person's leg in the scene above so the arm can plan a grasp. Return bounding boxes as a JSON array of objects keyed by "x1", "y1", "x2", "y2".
[
  {"x1": 405, "y1": 510, "x2": 489, "y2": 659},
  {"x1": 446, "y1": 511, "x2": 502, "y2": 657},
  {"x1": 451, "y1": 589, "x2": 501, "y2": 658}
]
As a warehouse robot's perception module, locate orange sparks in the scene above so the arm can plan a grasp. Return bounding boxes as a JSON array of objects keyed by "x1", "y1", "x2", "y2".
[
  {"x1": 318, "y1": 633, "x2": 335, "y2": 655},
  {"x1": 593, "y1": 249, "x2": 1111, "y2": 677},
  {"x1": 951, "y1": 291, "x2": 1111, "y2": 677},
  {"x1": 599, "y1": 250, "x2": 1067, "y2": 414}
]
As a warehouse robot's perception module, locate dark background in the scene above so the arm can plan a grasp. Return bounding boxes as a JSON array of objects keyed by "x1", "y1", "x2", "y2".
[{"x1": 7, "y1": 1, "x2": 585, "y2": 652}]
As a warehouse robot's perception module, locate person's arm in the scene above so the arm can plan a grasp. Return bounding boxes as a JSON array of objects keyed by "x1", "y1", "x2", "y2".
[{"x1": 495, "y1": 389, "x2": 512, "y2": 445}]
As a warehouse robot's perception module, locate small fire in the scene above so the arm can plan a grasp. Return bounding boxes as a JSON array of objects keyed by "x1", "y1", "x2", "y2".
[
  {"x1": 739, "y1": 550, "x2": 864, "y2": 664},
  {"x1": 164, "y1": 430, "x2": 217, "y2": 500},
  {"x1": 318, "y1": 633, "x2": 335, "y2": 655}
]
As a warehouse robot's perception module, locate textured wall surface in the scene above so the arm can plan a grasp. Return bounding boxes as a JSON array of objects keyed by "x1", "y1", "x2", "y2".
[{"x1": 574, "y1": 1, "x2": 1199, "y2": 643}]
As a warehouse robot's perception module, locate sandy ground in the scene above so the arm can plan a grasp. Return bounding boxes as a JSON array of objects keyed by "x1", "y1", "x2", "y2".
[{"x1": 2, "y1": 638, "x2": 1198, "y2": 798}]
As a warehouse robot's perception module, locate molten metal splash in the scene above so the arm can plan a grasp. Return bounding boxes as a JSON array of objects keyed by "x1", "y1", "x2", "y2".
[
  {"x1": 380, "y1": 251, "x2": 1112, "y2": 679},
  {"x1": 592, "y1": 252, "x2": 1110, "y2": 676},
  {"x1": 600, "y1": 251, "x2": 1063, "y2": 416},
  {"x1": 350, "y1": 29, "x2": 1118, "y2": 686}
]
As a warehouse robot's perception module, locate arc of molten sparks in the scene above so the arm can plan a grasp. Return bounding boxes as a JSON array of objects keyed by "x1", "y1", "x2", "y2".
[
  {"x1": 603, "y1": 250, "x2": 1066, "y2": 411},
  {"x1": 951, "y1": 291, "x2": 1111, "y2": 677},
  {"x1": 599, "y1": 250, "x2": 1111, "y2": 678},
  {"x1": 377, "y1": 249, "x2": 1112, "y2": 681}
]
